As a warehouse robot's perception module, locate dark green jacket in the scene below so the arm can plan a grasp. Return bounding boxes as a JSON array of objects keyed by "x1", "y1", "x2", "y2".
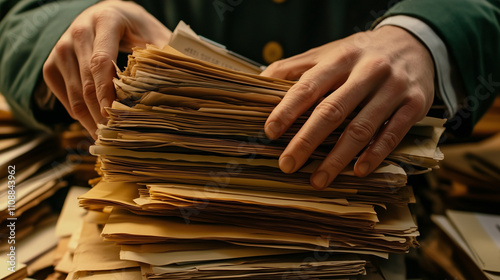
[{"x1": 1, "y1": 0, "x2": 499, "y2": 135}]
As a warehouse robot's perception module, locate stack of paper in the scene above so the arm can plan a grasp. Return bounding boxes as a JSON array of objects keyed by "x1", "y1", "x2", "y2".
[
  {"x1": 432, "y1": 210, "x2": 500, "y2": 280},
  {"x1": 0, "y1": 96, "x2": 87, "y2": 278},
  {"x1": 168, "y1": 21, "x2": 264, "y2": 74},
  {"x1": 0, "y1": 257, "x2": 27, "y2": 280},
  {"x1": 57, "y1": 207, "x2": 142, "y2": 280},
  {"x1": 436, "y1": 133, "x2": 500, "y2": 212},
  {"x1": 78, "y1": 22, "x2": 445, "y2": 279},
  {"x1": 61, "y1": 122, "x2": 100, "y2": 186}
]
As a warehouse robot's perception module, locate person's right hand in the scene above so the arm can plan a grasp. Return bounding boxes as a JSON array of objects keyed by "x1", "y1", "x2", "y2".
[{"x1": 43, "y1": 0, "x2": 171, "y2": 138}]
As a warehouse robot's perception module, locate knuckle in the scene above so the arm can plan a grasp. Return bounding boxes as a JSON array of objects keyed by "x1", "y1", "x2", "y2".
[
  {"x1": 365, "y1": 144, "x2": 386, "y2": 161},
  {"x1": 82, "y1": 81, "x2": 96, "y2": 100},
  {"x1": 292, "y1": 79, "x2": 320, "y2": 96},
  {"x1": 405, "y1": 91, "x2": 429, "y2": 118},
  {"x1": 70, "y1": 25, "x2": 88, "y2": 41},
  {"x1": 92, "y1": 8, "x2": 112, "y2": 24},
  {"x1": 267, "y1": 59, "x2": 285, "y2": 72},
  {"x1": 314, "y1": 100, "x2": 345, "y2": 125},
  {"x1": 389, "y1": 73, "x2": 409, "y2": 93},
  {"x1": 293, "y1": 133, "x2": 318, "y2": 152},
  {"x1": 70, "y1": 101, "x2": 88, "y2": 119},
  {"x1": 342, "y1": 43, "x2": 361, "y2": 57},
  {"x1": 412, "y1": 88, "x2": 429, "y2": 104},
  {"x1": 366, "y1": 132, "x2": 400, "y2": 161},
  {"x1": 380, "y1": 131, "x2": 401, "y2": 152},
  {"x1": 288, "y1": 68, "x2": 307, "y2": 80},
  {"x1": 52, "y1": 40, "x2": 72, "y2": 57},
  {"x1": 338, "y1": 44, "x2": 361, "y2": 65},
  {"x1": 42, "y1": 60, "x2": 56, "y2": 82},
  {"x1": 325, "y1": 155, "x2": 347, "y2": 172},
  {"x1": 347, "y1": 119, "x2": 376, "y2": 144},
  {"x1": 90, "y1": 52, "x2": 111, "y2": 74},
  {"x1": 265, "y1": 59, "x2": 299, "y2": 78},
  {"x1": 368, "y1": 55, "x2": 391, "y2": 75}
]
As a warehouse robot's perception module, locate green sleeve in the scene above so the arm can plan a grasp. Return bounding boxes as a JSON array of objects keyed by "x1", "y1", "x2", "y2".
[
  {"x1": 383, "y1": 0, "x2": 500, "y2": 136},
  {"x1": 0, "y1": 0, "x2": 98, "y2": 131}
]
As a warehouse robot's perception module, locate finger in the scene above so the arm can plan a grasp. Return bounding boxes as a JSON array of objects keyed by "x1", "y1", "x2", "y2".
[
  {"x1": 278, "y1": 57, "x2": 390, "y2": 175},
  {"x1": 72, "y1": 23, "x2": 106, "y2": 126},
  {"x1": 43, "y1": 58, "x2": 69, "y2": 110},
  {"x1": 309, "y1": 88, "x2": 400, "y2": 190},
  {"x1": 44, "y1": 40, "x2": 97, "y2": 136},
  {"x1": 55, "y1": 46, "x2": 98, "y2": 137},
  {"x1": 260, "y1": 52, "x2": 317, "y2": 80},
  {"x1": 265, "y1": 61, "x2": 352, "y2": 140},
  {"x1": 354, "y1": 102, "x2": 423, "y2": 177},
  {"x1": 120, "y1": 7, "x2": 172, "y2": 51},
  {"x1": 148, "y1": 28, "x2": 172, "y2": 48},
  {"x1": 91, "y1": 16, "x2": 122, "y2": 116}
]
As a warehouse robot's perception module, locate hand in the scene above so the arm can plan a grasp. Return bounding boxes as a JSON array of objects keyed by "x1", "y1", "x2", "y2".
[
  {"x1": 261, "y1": 26, "x2": 435, "y2": 189},
  {"x1": 43, "y1": 0, "x2": 171, "y2": 138}
]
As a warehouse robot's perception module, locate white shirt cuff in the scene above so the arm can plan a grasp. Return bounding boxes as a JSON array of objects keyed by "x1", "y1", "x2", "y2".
[{"x1": 375, "y1": 15, "x2": 464, "y2": 117}]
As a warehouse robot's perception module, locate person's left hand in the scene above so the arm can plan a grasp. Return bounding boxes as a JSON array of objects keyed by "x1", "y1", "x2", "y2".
[
  {"x1": 261, "y1": 25, "x2": 435, "y2": 189},
  {"x1": 43, "y1": 0, "x2": 171, "y2": 139}
]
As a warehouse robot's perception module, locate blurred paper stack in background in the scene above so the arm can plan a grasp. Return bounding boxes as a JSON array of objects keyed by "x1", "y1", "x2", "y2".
[
  {"x1": 434, "y1": 94, "x2": 500, "y2": 214},
  {"x1": 0, "y1": 95, "x2": 68, "y2": 277},
  {"x1": 418, "y1": 96, "x2": 500, "y2": 280},
  {"x1": 428, "y1": 210, "x2": 500, "y2": 280},
  {"x1": 0, "y1": 95, "x2": 98, "y2": 279},
  {"x1": 437, "y1": 133, "x2": 500, "y2": 214}
]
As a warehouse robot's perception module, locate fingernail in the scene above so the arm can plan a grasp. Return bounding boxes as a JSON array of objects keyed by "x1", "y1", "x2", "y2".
[
  {"x1": 356, "y1": 161, "x2": 370, "y2": 177},
  {"x1": 279, "y1": 155, "x2": 296, "y2": 173},
  {"x1": 265, "y1": 121, "x2": 283, "y2": 140},
  {"x1": 311, "y1": 171, "x2": 329, "y2": 190}
]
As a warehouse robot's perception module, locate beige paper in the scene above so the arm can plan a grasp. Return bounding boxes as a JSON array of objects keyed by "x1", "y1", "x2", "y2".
[
  {"x1": 447, "y1": 210, "x2": 500, "y2": 273},
  {"x1": 72, "y1": 221, "x2": 139, "y2": 272}
]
